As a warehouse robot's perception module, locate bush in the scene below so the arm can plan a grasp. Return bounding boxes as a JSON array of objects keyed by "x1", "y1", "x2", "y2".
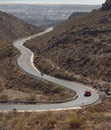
[
  {"x1": 0, "y1": 94, "x2": 9, "y2": 100},
  {"x1": 27, "y1": 94, "x2": 36, "y2": 101},
  {"x1": 43, "y1": 117, "x2": 57, "y2": 129},
  {"x1": 54, "y1": 86, "x2": 63, "y2": 93},
  {"x1": 67, "y1": 116, "x2": 83, "y2": 129}
]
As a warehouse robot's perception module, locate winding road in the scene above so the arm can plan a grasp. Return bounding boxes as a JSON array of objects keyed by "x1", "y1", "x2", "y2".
[{"x1": 0, "y1": 27, "x2": 99, "y2": 112}]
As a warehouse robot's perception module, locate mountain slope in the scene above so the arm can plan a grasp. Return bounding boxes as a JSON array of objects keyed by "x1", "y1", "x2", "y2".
[
  {"x1": 68, "y1": 12, "x2": 88, "y2": 20},
  {"x1": 0, "y1": 11, "x2": 72, "y2": 101},
  {"x1": 26, "y1": 5, "x2": 111, "y2": 85},
  {"x1": 0, "y1": 11, "x2": 42, "y2": 100},
  {"x1": 0, "y1": 11, "x2": 42, "y2": 44},
  {"x1": 101, "y1": 0, "x2": 111, "y2": 10}
]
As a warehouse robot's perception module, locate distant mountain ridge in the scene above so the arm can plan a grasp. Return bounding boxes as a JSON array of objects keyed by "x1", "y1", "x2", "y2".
[
  {"x1": 0, "y1": 4, "x2": 100, "y2": 27},
  {"x1": 68, "y1": 12, "x2": 88, "y2": 20}
]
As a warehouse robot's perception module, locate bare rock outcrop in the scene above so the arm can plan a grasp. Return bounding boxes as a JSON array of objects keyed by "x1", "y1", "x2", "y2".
[{"x1": 101, "y1": 0, "x2": 111, "y2": 10}]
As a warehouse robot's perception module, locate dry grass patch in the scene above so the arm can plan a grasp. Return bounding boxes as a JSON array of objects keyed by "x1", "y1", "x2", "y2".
[{"x1": 1, "y1": 101, "x2": 111, "y2": 130}]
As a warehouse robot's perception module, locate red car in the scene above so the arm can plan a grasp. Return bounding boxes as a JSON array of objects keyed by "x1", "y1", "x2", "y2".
[{"x1": 84, "y1": 91, "x2": 91, "y2": 96}]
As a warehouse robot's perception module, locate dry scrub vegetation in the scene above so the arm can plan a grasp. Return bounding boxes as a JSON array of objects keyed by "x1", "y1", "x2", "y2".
[
  {"x1": 0, "y1": 11, "x2": 75, "y2": 102},
  {"x1": 0, "y1": 44, "x2": 74, "y2": 102},
  {"x1": 1, "y1": 3, "x2": 111, "y2": 130},
  {"x1": 26, "y1": 9, "x2": 111, "y2": 88},
  {"x1": 1, "y1": 98, "x2": 111, "y2": 130}
]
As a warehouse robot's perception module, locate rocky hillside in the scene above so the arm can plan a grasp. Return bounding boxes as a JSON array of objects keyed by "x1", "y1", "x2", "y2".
[
  {"x1": 101, "y1": 0, "x2": 111, "y2": 10},
  {"x1": 26, "y1": 0, "x2": 111, "y2": 84},
  {"x1": 0, "y1": 11, "x2": 73, "y2": 102},
  {"x1": 0, "y1": 11, "x2": 49, "y2": 101},
  {"x1": 68, "y1": 12, "x2": 88, "y2": 20},
  {"x1": 0, "y1": 11, "x2": 42, "y2": 44}
]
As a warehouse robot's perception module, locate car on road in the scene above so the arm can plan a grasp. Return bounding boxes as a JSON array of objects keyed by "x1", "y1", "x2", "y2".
[{"x1": 84, "y1": 91, "x2": 91, "y2": 96}]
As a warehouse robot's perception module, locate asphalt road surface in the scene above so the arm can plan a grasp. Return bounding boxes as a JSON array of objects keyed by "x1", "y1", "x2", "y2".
[{"x1": 0, "y1": 27, "x2": 99, "y2": 112}]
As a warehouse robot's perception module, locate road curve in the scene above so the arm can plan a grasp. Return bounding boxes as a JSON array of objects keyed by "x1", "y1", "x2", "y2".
[{"x1": 0, "y1": 27, "x2": 99, "y2": 111}]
